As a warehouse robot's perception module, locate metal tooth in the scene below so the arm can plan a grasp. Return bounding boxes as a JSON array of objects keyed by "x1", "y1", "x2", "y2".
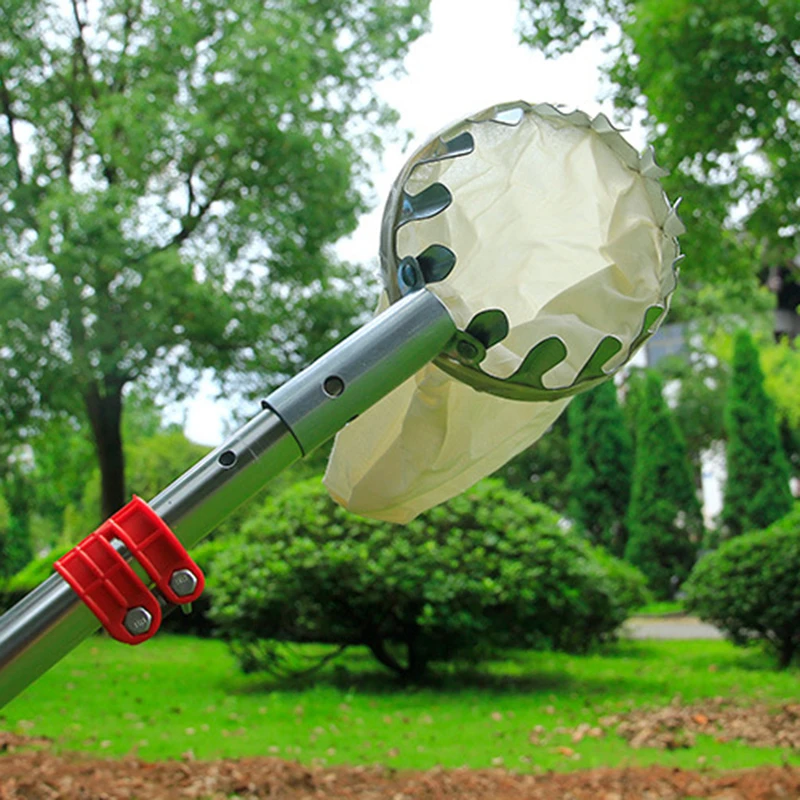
[
  {"x1": 590, "y1": 112, "x2": 626, "y2": 135},
  {"x1": 627, "y1": 306, "x2": 667, "y2": 357},
  {"x1": 490, "y1": 106, "x2": 524, "y2": 126},
  {"x1": 664, "y1": 198, "x2": 686, "y2": 238},
  {"x1": 640, "y1": 146, "x2": 670, "y2": 179},
  {"x1": 530, "y1": 103, "x2": 593, "y2": 128},
  {"x1": 398, "y1": 183, "x2": 452, "y2": 227},
  {"x1": 468, "y1": 102, "x2": 527, "y2": 126},
  {"x1": 416, "y1": 131, "x2": 475, "y2": 168},
  {"x1": 465, "y1": 309, "x2": 509, "y2": 349},
  {"x1": 596, "y1": 127, "x2": 640, "y2": 170},
  {"x1": 416, "y1": 245, "x2": 456, "y2": 284},
  {"x1": 574, "y1": 336, "x2": 624, "y2": 382},
  {"x1": 508, "y1": 337, "x2": 568, "y2": 390},
  {"x1": 644, "y1": 180, "x2": 672, "y2": 226}
]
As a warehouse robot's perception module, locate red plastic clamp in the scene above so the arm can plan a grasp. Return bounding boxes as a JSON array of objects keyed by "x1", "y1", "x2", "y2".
[{"x1": 54, "y1": 496, "x2": 205, "y2": 645}]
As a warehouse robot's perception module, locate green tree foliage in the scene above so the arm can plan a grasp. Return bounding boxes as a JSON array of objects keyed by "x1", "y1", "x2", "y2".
[
  {"x1": 659, "y1": 355, "x2": 727, "y2": 479},
  {"x1": 624, "y1": 371, "x2": 702, "y2": 598},
  {"x1": 721, "y1": 330, "x2": 793, "y2": 538},
  {"x1": 1, "y1": 416, "x2": 96, "y2": 547},
  {"x1": 0, "y1": 0, "x2": 429, "y2": 518},
  {"x1": 0, "y1": 387, "x2": 193, "y2": 552},
  {"x1": 685, "y1": 505, "x2": 800, "y2": 668},
  {"x1": 210, "y1": 479, "x2": 648, "y2": 680},
  {"x1": 0, "y1": 491, "x2": 12, "y2": 573},
  {"x1": 760, "y1": 340, "x2": 800, "y2": 479},
  {"x1": 492, "y1": 414, "x2": 571, "y2": 512},
  {"x1": 60, "y1": 428, "x2": 213, "y2": 544},
  {"x1": 0, "y1": 490, "x2": 31, "y2": 578},
  {"x1": 517, "y1": 0, "x2": 800, "y2": 312},
  {"x1": 707, "y1": 328, "x2": 800, "y2": 480},
  {"x1": 621, "y1": 369, "x2": 646, "y2": 451},
  {"x1": 125, "y1": 431, "x2": 209, "y2": 502},
  {"x1": 567, "y1": 381, "x2": 632, "y2": 556}
]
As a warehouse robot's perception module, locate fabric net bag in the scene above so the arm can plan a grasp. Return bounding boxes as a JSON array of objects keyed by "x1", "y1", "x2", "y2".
[{"x1": 324, "y1": 101, "x2": 683, "y2": 523}]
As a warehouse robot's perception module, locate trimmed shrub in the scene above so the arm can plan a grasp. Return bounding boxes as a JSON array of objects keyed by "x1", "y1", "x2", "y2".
[
  {"x1": 210, "y1": 479, "x2": 648, "y2": 680},
  {"x1": 624, "y1": 371, "x2": 702, "y2": 599},
  {"x1": 721, "y1": 330, "x2": 793, "y2": 538},
  {"x1": 589, "y1": 544, "x2": 651, "y2": 612},
  {"x1": 568, "y1": 380, "x2": 633, "y2": 556},
  {"x1": 685, "y1": 505, "x2": 800, "y2": 668}
]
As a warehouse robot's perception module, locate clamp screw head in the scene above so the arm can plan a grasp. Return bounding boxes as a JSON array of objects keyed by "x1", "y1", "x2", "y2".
[
  {"x1": 169, "y1": 568, "x2": 199, "y2": 598},
  {"x1": 123, "y1": 606, "x2": 153, "y2": 637}
]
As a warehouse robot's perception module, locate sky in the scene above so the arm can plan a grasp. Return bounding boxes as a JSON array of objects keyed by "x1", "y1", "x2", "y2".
[{"x1": 178, "y1": 0, "x2": 643, "y2": 446}]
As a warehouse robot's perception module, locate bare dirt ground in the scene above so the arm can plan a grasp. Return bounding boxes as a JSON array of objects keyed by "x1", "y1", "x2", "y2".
[
  {"x1": 3, "y1": 703, "x2": 800, "y2": 800},
  {"x1": 597, "y1": 698, "x2": 800, "y2": 751},
  {"x1": 2, "y1": 750, "x2": 800, "y2": 800}
]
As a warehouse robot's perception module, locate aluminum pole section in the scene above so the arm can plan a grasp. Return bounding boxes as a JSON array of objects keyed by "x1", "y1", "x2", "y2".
[{"x1": 0, "y1": 289, "x2": 456, "y2": 708}]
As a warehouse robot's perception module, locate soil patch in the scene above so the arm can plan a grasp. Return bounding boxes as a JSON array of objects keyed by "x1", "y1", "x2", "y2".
[
  {"x1": 1, "y1": 750, "x2": 800, "y2": 800},
  {"x1": 524, "y1": 699, "x2": 800, "y2": 754},
  {"x1": 603, "y1": 698, "x2": 800, "y2": 752}
]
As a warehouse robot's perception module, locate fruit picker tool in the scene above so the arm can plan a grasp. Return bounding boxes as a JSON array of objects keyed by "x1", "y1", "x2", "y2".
[{"x1": 0, "y1": 101, "x2": 682, "y2": 708}]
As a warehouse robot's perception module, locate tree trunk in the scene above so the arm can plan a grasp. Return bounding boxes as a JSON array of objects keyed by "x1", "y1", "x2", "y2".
[
  {"x1": 365, "y1": 634, "x2": 429, "y2": 682},
  {"x1": 404, "y1": 627, "x2": 428, "y2": 682},
  {"x1": 365, "y1": 637, "x2": 405, "y2": 677},
  {"x1": 778, "y1": 638, "x2": 796, "y2": 670},
  {"x1": 85, "y1": 381, "x2": 126, "y2": 521}
]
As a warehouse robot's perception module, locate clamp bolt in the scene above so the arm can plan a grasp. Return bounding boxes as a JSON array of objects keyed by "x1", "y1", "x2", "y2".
[
  {"x1": 398, "y1": 256, "x2": 423, "y2": 291},
  {"x1": 123, "y1": 606, "x2": 153, "y2": 637},
  {"x1": 456, "y1": 339, "x2": 479, "y2": 362},
  {"x1": 169, "y1": 568, "x2": 199, "y2": 598}
]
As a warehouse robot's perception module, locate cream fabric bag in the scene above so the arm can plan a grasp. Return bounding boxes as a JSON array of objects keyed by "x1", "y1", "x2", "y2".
[{"x1": 325, "y1": 103, "x2": 682, "y2": 523}]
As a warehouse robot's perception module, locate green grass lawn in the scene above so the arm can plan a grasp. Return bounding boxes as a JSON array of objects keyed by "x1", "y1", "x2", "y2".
[
  {"x1": 1, "y1": 635, "x2": 798, "y2": 773},
  {"x1": 633, "y1": 600, "x2": 685, "y2": 616}
]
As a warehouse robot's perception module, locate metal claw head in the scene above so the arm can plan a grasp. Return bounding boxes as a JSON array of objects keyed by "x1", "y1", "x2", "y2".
[{"x1": 379, "y1": 101, "x2": 683, "y2": 402}]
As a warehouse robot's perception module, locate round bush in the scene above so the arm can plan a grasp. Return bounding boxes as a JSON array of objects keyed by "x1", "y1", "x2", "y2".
[
  {"x1": 210, "y1": 478, "x2": 647, "y2": 679},
  {"x1": 684, "y1": 505, "x2": 800, "y2": 668}
]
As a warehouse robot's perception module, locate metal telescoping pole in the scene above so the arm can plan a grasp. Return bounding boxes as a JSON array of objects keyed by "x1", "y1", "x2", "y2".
[{"x1": 0, "y1": 289, "x2": 456, "y2": 708}]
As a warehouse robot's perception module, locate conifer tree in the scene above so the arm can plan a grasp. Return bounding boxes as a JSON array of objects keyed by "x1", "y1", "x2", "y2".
[
  {"x1": 721, "y1": 330, "x2": 793, "y2": 538},
  {"x1": 625, "y1": 372, "x2": 702, "y2": 598},
  {"x1": 568, "y1": 380, "x2": 633, "y2": 556}
]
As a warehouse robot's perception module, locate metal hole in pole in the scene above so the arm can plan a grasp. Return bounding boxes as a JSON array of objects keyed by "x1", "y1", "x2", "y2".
[
  {"x1": 218, "y1": 450, "x2": 237, "y2": 468},
  {"x1": 323, "y1": 375, "x2": 345, "y2": 398}
]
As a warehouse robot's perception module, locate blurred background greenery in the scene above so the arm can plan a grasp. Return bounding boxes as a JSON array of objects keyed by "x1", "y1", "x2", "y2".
[{"x1": 1, "y1": 1, "x2": 800, "y2": 767}]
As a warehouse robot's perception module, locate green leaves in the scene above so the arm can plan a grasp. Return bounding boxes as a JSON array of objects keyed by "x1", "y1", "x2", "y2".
[
  {"x1": 568, "y1": 380, "x2": 633, "y2": 557},
  {"x1": 209, "y1": 479, "x2": 648, "y2": 680},
  {"x1": 517, "y1": 0, "x2": 624, "y2": 57},
  {"x1": 721, "y1": 330, "x2": 793, "y2": 538},
  {"x1": 1, "y1": 0, "x2": 429, "y2": 513},
  {"x1": 0, "y1": 490, "x2": 30, "y2": 579},
  {"x1": 624, "y1": 372, "x2": 702, "y2": 599},
  {"x1": 517, "y1": 0, "x2": 800, "y2": 303},
  {"x1": 685, "y1": 505, "x2": 800, "y2": 667}
]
